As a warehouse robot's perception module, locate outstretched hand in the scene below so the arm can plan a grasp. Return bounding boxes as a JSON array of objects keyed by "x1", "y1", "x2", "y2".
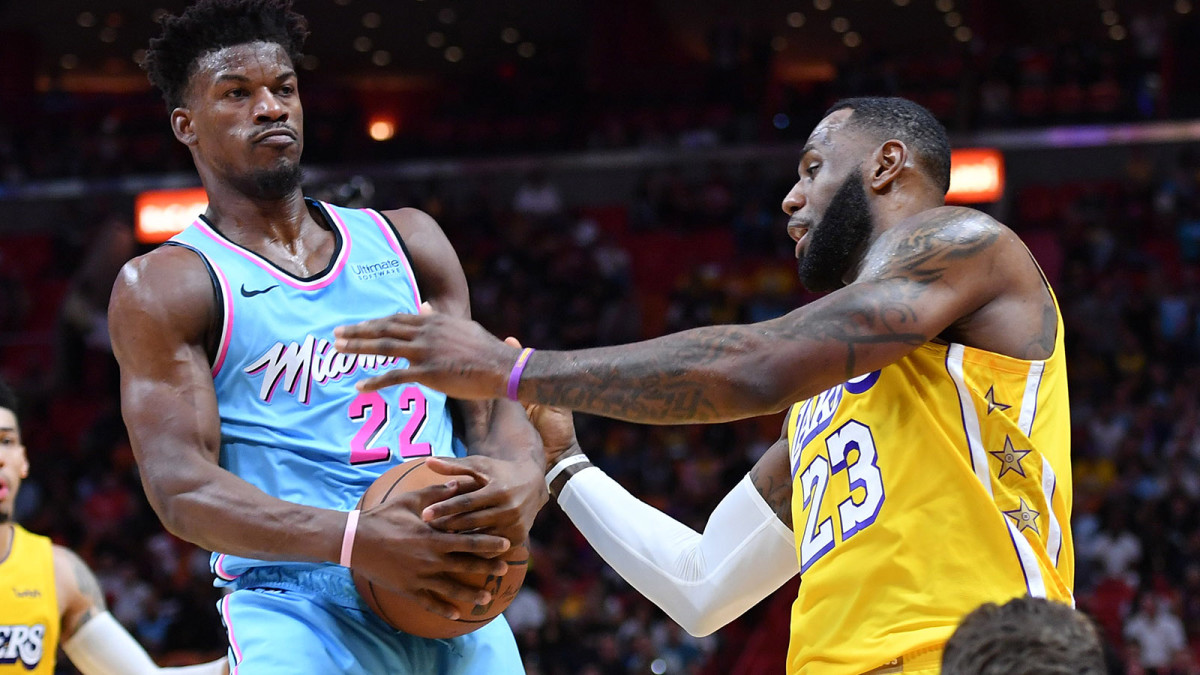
[{"x1": 333, "y1": 303, "x2": 521, "y2": 400}]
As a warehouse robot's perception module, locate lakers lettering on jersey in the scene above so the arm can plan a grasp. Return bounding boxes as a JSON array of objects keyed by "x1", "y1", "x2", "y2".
[
  {"x1": 0, "y1": 526, "x2": 59, "y2": 674},
  {"x1": 170, "y1": 200, "x2": 460, "y2": 582},
  {"x1": 785, "y1": 294, "x2": 1072, "y2": 675}
]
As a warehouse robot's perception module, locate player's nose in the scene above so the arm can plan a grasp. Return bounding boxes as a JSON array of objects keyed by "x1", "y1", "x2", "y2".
[
  {"x1": 781, "y1": 182, "x2": 806, "y2": 216},
  {"x1": 254, "y1": 90, "x2": 288, "y2": 124}
]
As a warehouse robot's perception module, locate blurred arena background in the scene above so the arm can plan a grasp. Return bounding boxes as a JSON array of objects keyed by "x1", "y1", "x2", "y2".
[{"x1": 2, "y1": 0, "x2": 1200, "y2": 672}]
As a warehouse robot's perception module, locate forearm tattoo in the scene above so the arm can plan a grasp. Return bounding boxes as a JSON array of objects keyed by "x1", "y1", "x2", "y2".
[{"x1": 530, "y1": 209, "x2": 1000, "y2": 422}]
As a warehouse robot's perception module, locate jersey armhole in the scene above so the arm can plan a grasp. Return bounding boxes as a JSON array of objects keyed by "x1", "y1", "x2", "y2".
[
  {"x1": 372, "y1": 210, "x2": 423, "y2": 292},
  {"x1": 162, "y1": 241, "x2": 224, "y2": 368}
]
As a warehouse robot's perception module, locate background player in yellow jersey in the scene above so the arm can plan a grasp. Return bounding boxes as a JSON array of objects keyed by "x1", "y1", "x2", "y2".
[
  {"x1": 333, "y1": 97, "x2": 1075, "y2": 674},
  {"x1": 0, "y1": 379, "x2": 226, "y2": 675}
]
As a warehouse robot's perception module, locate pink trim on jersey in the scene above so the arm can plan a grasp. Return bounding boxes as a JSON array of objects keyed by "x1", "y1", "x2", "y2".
[
  {"x1": 210, "y1": 263, "x2": 234, "y2": 377},
  {"x1": 191, "y1": 203, "x2": 351, "y2": 290},
  {"x1": 365, "y1": 209, "x2": 423, "y2": 308},
  {"x1": 214, "y1": 553, "x2": 240, "y2": 581},
  {"x1": 221, "y1": 595, "x2": 244, "y2": 672}
]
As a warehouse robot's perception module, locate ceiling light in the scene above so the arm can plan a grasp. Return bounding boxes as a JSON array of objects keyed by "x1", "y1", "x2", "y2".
[
  {"x1": 368, "y1": 117, "x2": 395, "y2": 142},
  {"x1": 77, "y1": 12, "x2": 96, "y2": 27},
  {"x1": 438, "y1": 8, "x2": 457, "y2": 24},
  {"x1": 954, "y1": 26, "x2": 972, "y2": 42},
  {"x1": 444, "y1": 46, "x2": 463, "y2": 62},
  {"x1": 517, "y1": 42, "x2": 536, "y2": 58},
  {"x1": 427, "y1": 31, "x2": 445, "y2": 48},
  {"x1": 1177, "y1": 0, "x2": 1193, "y2": 12},
  {"x1": 372, "y1": 50, "x2": 391, "y2": 66},
  {"x1": 362, "y1": 12, "x2": 381, "y2": 28},
  {"x1": 99, "y1": 27, "x2": 118, "y2": 43},
  {"x1": 1109, "y1": 24, "x2": 1126, "y2": 40},
  {"x1": 843, "y1": 31, "x2": 861, "y2": 47},
  {"x1": 831, "y1": 17, "x2": 850, "y2": 32},
  {"x1": 787, "y1": 12, "x2": 806, "y2": 28},
  {"x1": 1101, "y1": 10, "x2": 1119, "y2": 25},
  {"x1": 893, "y1": 0, "x2": 910, "y2": 5},
  {"x1": 945, "y1": 11, "x2": 961, "y2": 27},
  {"x1": 132, "y1": 48, "x2": 147, "y2": 65},
  {"x1": 354, "y1": 36, "x2": 372, "y2": 52},
  {"x1": 935, "y1": 0, "x2": 954, "y2": 11},
  {"x1": 771, "y1": 36, "x2": 788, "y2": 51},
  {"x1": 60, "y1": 54, "x2": 79, "y2": 69},
  {"x1": 813, "y1": 0, "x2": 831, "y2": 11},
  {"x1": 501, "y1": 27, "x2": 521, "y2": 43}
]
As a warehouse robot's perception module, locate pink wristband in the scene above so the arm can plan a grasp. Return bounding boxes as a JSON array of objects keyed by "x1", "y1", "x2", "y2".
[
  {"x1": 506, "y1": 347, "x2": 535, "y2": 401},
  {"x1": 340, "y1": 509, "x2": 360, "y2": 568}
]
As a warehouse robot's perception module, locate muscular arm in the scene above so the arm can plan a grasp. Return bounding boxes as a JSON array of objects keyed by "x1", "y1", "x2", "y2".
[
  {"x1": 517, "y1": 208, "x2": 1004, "y2": 423},
  {"x1": 337, "y1": 208, "x2": 1027, "y2": 425},
  {"x1": 109, "y1": 247, "x2": 344, "y2": 563}
]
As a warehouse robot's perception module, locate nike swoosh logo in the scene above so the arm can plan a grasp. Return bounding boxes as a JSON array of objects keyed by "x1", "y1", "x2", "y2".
[{"x1": 240, "y1": 284, "x2": 279, "y2": 298}]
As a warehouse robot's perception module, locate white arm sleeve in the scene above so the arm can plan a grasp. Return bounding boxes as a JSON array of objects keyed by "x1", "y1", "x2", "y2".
[
  {"x1": 62, "y1": 612, "x2": 226, "y2": 675},
  {"x1": 558, "y1": 468, "x2": 799, "y2": 637}
]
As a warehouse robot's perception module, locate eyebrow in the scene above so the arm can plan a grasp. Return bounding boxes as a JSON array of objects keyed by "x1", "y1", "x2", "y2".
[{"x1": 214, "y1": 70, "x2": 296, "y2": 84}]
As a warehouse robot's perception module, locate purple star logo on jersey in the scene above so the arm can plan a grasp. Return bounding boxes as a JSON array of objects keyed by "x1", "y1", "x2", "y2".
[
  {"x1": 1003, "y1": 497, "x2": 1041, "y2": 535},
  {"x1": 989, "y1": 435, "x2": 1032, "y2": 479},
  {"x1": 983, "y1": 385, "x2": 1011, "y2": 415}
]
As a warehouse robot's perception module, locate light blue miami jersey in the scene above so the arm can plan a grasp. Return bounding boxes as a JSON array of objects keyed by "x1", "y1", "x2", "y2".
[{"x1": 169, "y1": 199, "x2": 463, "y2": 584}]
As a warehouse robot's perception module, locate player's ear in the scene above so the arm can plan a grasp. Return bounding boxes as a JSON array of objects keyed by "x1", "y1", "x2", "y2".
[
  {"x1": 869, "y1": 139, "x2": 907, "y2": 192},
  {"x1": 172, "y1": 107, "x2": 198, "y2": 146}
]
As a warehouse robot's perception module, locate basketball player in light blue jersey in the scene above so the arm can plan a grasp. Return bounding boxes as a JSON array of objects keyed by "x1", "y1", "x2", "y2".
[{"x1": 108, "y1": 1, "x2": 546, "y2": 673}]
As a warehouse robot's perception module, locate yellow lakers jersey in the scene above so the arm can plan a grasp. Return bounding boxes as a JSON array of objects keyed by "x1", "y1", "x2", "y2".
[
  {"x1": 0, "y1": 525, "x2": 58, "y2": 674},
  {"x1": 786, "y1": 299, "x2": 1072, "y2": 674}
]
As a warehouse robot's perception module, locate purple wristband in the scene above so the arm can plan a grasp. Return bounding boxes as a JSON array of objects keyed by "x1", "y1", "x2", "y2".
[{"x1": 506, "y1": 347, "x2": 535, "y2": 401}]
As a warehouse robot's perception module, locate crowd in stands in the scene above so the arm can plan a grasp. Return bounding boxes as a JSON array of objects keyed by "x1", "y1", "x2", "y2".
[
  {"x1": 1, "y1": 2, "x2": 1198, "y2": 183},
  {"x1": 2, "y1": 140, "x2": 1200, "y2": 672}
]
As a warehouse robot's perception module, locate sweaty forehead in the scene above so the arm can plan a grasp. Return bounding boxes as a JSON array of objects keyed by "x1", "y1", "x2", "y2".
[
  {"x1": 805, "y1": 108, "x2": 855, "y2": 153},
  {"x1": 191, "y1": 41, "x2": 293, "y2": 84}
]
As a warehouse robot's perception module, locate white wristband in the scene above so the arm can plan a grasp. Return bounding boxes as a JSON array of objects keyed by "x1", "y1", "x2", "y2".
[{"x1": 545, "y1": 454, "x2": 591, "y2": 490}]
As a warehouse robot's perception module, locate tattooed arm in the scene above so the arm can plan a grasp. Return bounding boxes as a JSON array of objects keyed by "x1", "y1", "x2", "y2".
[
  {"x1": 338, "y1": 207, "x2": 1029, "y2": 424},
  {"x1": 55, "y1": 545, "x2": 106, "y2": 642},
  {"x1": 54, "y1": 546, "x2": 229, "y2": 674}
]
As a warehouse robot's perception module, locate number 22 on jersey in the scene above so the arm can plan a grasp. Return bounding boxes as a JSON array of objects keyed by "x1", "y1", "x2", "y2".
[
  {"x1": 347, "y1": 387, "x2": 432, "y2": 464},
  {"x1": 796, "y1": 420, "x2": 886, "y2": 572}
]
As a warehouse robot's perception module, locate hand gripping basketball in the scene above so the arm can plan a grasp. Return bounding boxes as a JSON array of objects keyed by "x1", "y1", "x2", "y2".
[{"x1": 350, "y1": 459, "x2": 530, "y2": 639}]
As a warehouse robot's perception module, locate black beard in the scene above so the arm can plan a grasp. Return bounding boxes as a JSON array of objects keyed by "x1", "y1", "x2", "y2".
[
  {"x1": 234, "y1": 163, "x2": 303, "y2": 201},
  {"x1": 798, "y1": 169, "x2": 874, "y2": 292}
]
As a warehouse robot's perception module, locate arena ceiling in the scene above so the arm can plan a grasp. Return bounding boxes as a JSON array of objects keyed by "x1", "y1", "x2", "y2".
[{"x1": 0, "y1": 0, "x2": 1190, "y2": 94}]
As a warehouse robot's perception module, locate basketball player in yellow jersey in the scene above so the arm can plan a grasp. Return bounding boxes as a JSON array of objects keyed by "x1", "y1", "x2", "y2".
[
  {"x1": 0, "y1": 380, "x2": 226, "y2": 675},
  {"x1": 333, "y1": 96, "x2": 1075, "y2": 674}
]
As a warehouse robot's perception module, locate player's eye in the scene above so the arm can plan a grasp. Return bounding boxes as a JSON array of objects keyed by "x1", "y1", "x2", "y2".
[{"x1": 806, "y1": 163, "x2": 820, "y2": 176}]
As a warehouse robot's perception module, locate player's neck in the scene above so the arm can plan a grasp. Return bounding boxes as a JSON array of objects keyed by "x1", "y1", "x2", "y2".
[
  {"x1": 201, "y1": 185, "x2": 314, "y2": 245},
  {"x1": 0, "y1": 523, "x2": 13, "y2": 565}
]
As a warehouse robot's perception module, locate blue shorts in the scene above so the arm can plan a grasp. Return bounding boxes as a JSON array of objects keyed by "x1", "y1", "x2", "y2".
[{"x1": 216, "y1": 564, "x2": 524, "y2": 674}]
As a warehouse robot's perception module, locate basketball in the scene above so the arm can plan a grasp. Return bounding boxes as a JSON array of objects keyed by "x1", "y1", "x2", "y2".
[{"x1": 351, "y1": 458, "x2": 530, "y2": 639}]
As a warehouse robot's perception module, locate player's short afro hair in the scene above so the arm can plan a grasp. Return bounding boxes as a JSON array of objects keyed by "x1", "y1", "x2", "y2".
[
  {"x1": 825, "y1": 97, "x2": 953, "y2": 195},
  {"x1": 143, "y1": 0, "x2": 308, "y2": 110}
]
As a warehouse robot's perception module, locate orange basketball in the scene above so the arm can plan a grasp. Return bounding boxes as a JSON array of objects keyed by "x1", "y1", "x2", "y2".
[{"x1": 351, "y1": 458, "x2": 530, "y2": 639}]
